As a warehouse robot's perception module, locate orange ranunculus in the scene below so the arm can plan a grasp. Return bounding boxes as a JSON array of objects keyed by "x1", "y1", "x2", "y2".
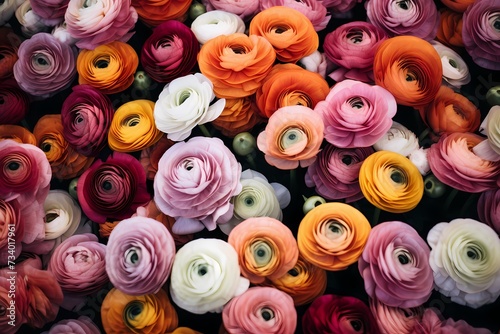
[
  {"x1": 256, "y1": 63, "x2": 330, "y2": 118},
  {"x1": 101, "y1": 288, "x2": 178, "y2": 333},
  {"x1": 77, "y1": 41, "x2": 138, "y2": 95},
  {"x1": 359, "y1": 151, "x2": 424, "y2": 213},
  {"x1": 373, "y1": 36, "x2": 442, "y2": 107},
  {"x1": 297, "y1": 202, "x2": 371, "y2": 271},
  {"x1": 0, "y1": 125, "x2": 36, "y2": 145},
  {"x1": 228, "y1": 217, "x2": 299, "y2": 284},
  {"x1": 140, "y1": 135, "x2": 175, "y2": 180},
  {"x1": 249, "y1": 6, "x2": 319, "y2": 63},
  {"x1": 268, "y1": 255, "x2": 327, "y2": 306},
  {"x1": 436, "y1": 9, "x2": 464, "y2": 48},
  {"x1": 168, "y1": 328, "x2": 203, "y2": 334},
  {"x1": 33, "y1": 115, "x2": 94, "y2": 180},
  {"x1": 211, "y1": 97, "x2": 264, "y2": 137},
  {"x1": 418, "y1": 85, "x2": 480, "y2": 136},
  {"x1": 108, "y1": 99, "x2": 163, "y2": 152},
  {"x1": 98, "y1": 220, "x2": 120, "y2": 238},
  {"x1": 132, "y1": 0, "x2": 190, "y2": 26},
  {"x1": 0, "y1": 27, "x2": 21, "y2": 80},
  {"x1": 441, "y1": 0, "x2": 475, "y2": 13},
  {"x1": 198, "y1": 33, "x2": 276, "y2": 99}
]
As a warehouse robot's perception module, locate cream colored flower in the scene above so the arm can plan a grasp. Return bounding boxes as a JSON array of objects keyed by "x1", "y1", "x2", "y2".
[
  {"x1": 374, "y1": 121, "x2": 419, "y2": 157},
  {"x1": 44, "y1": 190, "x2": 81, "y2": 240},
  {"x1": 191, "y1": 10, "x2": 245, "y2": 45}
]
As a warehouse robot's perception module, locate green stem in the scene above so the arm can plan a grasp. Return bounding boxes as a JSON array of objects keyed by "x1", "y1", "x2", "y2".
[
  {"x1": 372, "y1": 206, "x2": 381, "y2": 226},
  {"x1": 442, "y1": 188, "x2": 459, "y2": 214},
  {"x1": 418, "y1": 128, "x2": 430, "y2": 142},
  {"x1": 198, "y1": 124, "x2": 212, "y2": 137},
  {"x1": 245, "y1": 153, "x2": 257, "y2": 170}
]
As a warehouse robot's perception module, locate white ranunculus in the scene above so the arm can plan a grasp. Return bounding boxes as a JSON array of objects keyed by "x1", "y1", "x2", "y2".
[
  {"x1": 373, "y1": 121, "x2": 420, "y2": 157},
  {"x1": 408, "y1": 147, "x2": 430, "y2": 175},
  {"x1": 431, "y1": 41, "x2": 471, "y2": 89},
  {"x1": 427, "y1": 218, "x2": 500, "y2": 308},
  {"x1": 154, "y1": 73, "x2": 226, "y2": 141},
  {"x1": 44, "y1": 190, "x2": 82, "y2": 240},
  {"x1": 473, "y1": 106, "x2": 500, "y2": 162},
  {"x1": 191, "y1": 10, "x2": 246, "y2": 45},
  {"x1": 52, "y1": 22, "x2": 77, "y2": 45},
  {"x1": 0, "y1": 0, "x2": 23, "y2": 25},
  {"x1": 15, "y1": 0, "x2": 48, "y2": 37},
  {"x1": 297, "y1": 50, "x2": 330, "y2": 78},
  {"x1": 219, "y1": 169, "x2": 291, "y2": 235},
  {"x1": 170, "y1": 238, "x2": 250, "y2": 314}
]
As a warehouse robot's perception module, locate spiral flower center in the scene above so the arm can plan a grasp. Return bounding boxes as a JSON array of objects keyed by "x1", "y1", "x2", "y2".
[
  {"x1": 45, "y1": 212, "x2": 59, "y2": 223},
  {"x1": 102, "y1": 181, "x2": 112, "y2": 190},
  {"x1": 396, "y1": 0, "x2": 410, "y2": 10},
  {"x1": 280, "y1": 128, "x2": 305, "y2": 149},
  {"x1": 288, "y1": 268, "x2": 300, "y2": 277},
  {"x1": 123, "y1": 115, "x2": 140, "y2": 127},
  {"x1": 42, "y1": 143, "x2": 51, "y2": 152},
  {"x1": 231, "y1": 46, "x2": 247, "y2": 54},
  {"x1": 325, "y1": 219, "x2": 346, "y2": 240},
  {"x1": 390, "y1": 168, "x2": 407, "y2": 184},
  {"x1": 125, "y1": 247, "x2": 141, "y2": 265},
  {"x1": 182, "y1": 159, "x2": 194, "y2": 171},
  {"x1": 244, "y1": 196, "x2": 254, "y2": 207},
  {"x1": 252, "y1": 240, "x2": 273, "y2": 266},
  {"x1": 394, "y1": 248, "x2": 413, "y2": 265},
  {"x1": 198, "y1": 265, "x2": 208, "y2": 276},
  {"x1": 260, "y1": 307, "x2": 275, "y2": 321},
  {"x1": 348, "y1": 97, "x2": 364, "y2": 109},
  {"x1": 448, "y1": 59, "x2": 458, "y2": 69},
  {"x1": 7, "y1": 162, "x2": 19, "y2": 170},
  {"x1": 466, "y1": 245, "x2": 483, "y2": 260},
  {"x1": 342, "y1": 156, "x2": 353, "y2": 165},
  {"x1": 347, "y1": 30, "x2": 364, "y2": 44},
  {"x1": 350, "y1": 319, "x2": 363, "y2": 331},
  {"x1": 493, "y1": 18, "x2": 500, "y2": 31},
  {"x1": 124, "y1": 301, "x2": 143, "y2": 327},
  {"x1": 94, "y1": 57, "x2": 110, "y2": 69},
  {"x1": 273, "y1": 26, "x2": 288, "y2": 34}
]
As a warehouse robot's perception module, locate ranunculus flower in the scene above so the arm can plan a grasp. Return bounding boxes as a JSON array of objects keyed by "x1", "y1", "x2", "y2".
[
  {"x1": 169, "y1": 238, "x2": 250, "y2": 314},
  {"x1": 373, "y1": 122, "x2": 419, "y2": 157},
  {"x1": 0, "y1": 125, "x2": 36, "y2": 145},
  {"x1": 475, "y1": 105, "x2": 500, "y2": 160},
  {"x1": 154, "y1": 73, "x2": 225, "y2": 141},
  {"x1": 15, "y1": 0, "x2": 49, "y2": 37},
  {"x1": 13, "y1": 32, "x2": 77, "y2": 98},
  {"x1": 373, "y1": 36, "x2": 443, "y2": 107},
  {"x1": 202, "y1": 0, "x2": 260, "y2": 21},
  {"x1": 30, "y1": 0, "x2": 68, "y2": 24},
  {"x1": 108, "y1": 99, "x2": 162, "y2": 152},
  {"x1": 101, "y1": 287, "x2": 178, "y2": 334},
  {"x1": 257, "y1": 105, "x2": 324, "y2": 170},
  {"x1": 197, "y1": 33, "x2": 276, "y2": 99},
  {"x1": 302, "y1": 294, "x2": 381, "y2": 333},
  {"x1": 76, "y1": 41, "x2": 138, "y2": 95},
  {"x1": 222, "y1": 287, "x2": 297, "y2": 334},
  {"x1": 412, "y1": 308, "x2": 493, "y2": 334},
  {"x1": 219, "y1": 169, "x2": 290, "y2": 235},
  {"x1": 322, "y1": 0, "x2": 361, "y2": 12},
  {"x1": 0, "y1": 27, "x2": 21, "y2": 81},
  {"x1": 431, "y1": 41, "x2": 471, "y2": 89},
  {"x1": 305, "y1": 144, "x2": 374, "y2": 202},
  {"x1": 106, "y1": 216, "x2": 175, "y2": 295},
  {"x1": 428, "y1": 132, "x2": 500, "y2": 193},
  {"x1": 0, "y1": 79, "x2": 30, "y2": 125},
  {"x1": 462, "y1": 0, "x2": 500, "y2": 70},
  {"x1": 297, "y1": 50, "x2": 332, "y2": 78},
  {"x1": 260, "y1": 0, "x2": 330, "y2": 31},
  {"x1": 132, "y1": 0, "x2": 189, "y2": 26},
  {"x1": 48, "y1": 233, "x2": 108, "y2": 297},
  {"x1": 324, "y1": 21, "x2": 388, "y2": 82},
  {"x1": 359, "y1": 151, "x2": 424, "y2": 213},
  {"x1": 51, "y1": 22, "x2": 77, "y2": 45},
  {"x1": 427, "y1": 218, "x2": 500, "y2": 308},
  {"x1": 33, "y1": 114, "x2": 95, "y2": 180},
  {"x1": 190, "y1": 10, "x2": 245, "y2": 45},
  {"x1": 436, "y1": 8, "x2": 464, "y2": 48},
  {"x1": 267, "y1": 255, "x2": 327, "y2": 306},
  {"x1": 298, "y1": 202, "x2": 371, "y2": 271},
  {"x1": 211, "y1": 97, "x2": 264, "y2": 137},
  {"x1": 370, "y1": 298, "x2": 423, "y2": 334},
  {"x1": 441, "y1": 0, "x2": 474, "y2": 12},
  {"x1": 61, "y1": 84, "x2": 114, "y2": 157},
  {"x1": 0, "y1": 0, "x2": 23, "y2": 26},
  {"x1": 154, "y1": 136, "x2": 242, "y2": 234},
  {"x1": 43, "y1": 190, "x2": 81, "y2": 241},
  {"x1": 41, "y1": 316, "x2": 100, "y2": 334},
  {"x1": 477, "y1": 189, "x2": 500, "y2": 235},
  {"x1": 65, "y1": 0, "x2": 137, "y2": 50},
  {"x1": 408, "y1": 147, "x2": 430, "y2": 175},
  {"x1": 249, "y1": 6, "x2": 318, "y2": 63},
  {"x1": 256, "y1": 63, "x2": 330, "y2": 118},
  {"x1": 0, "y1": 199, "x2": 24, "y2": 265},
  {"x1": 77, "y1": 152, "x2": 150, "y2": 223},
  {"x1": 228, "y1": 217, "x2": 298, "y2": 284},
  {"x1": 140, "y1": 135, "x2": 175, "y2": 180},
  {"x1": 359, "y1": 221, "x2": 434, "y2": 308},
  {"x1": 141, "y1": 20, "x2": 199, "y2": 83},
  {"x1": 315, "y1": 79, "x2": 397, "y2": 148}
]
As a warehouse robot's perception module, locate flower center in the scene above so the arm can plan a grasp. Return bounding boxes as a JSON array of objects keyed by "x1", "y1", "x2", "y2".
[
  {"x1": 288, "y1": 268, "x2": 299, "y2": 277},
  {"x1": 390, "y1": 169, "x2": 407, "y2": 184},
  {"x1": 42, "y1": 143, "x2": 51, "y2": 152},
  {"x1": 7, "y1": 162, "x2": 19, "y2": 170},
  {"x1": 124, "y1": 301, "x2": 143, "y2": 326},
  {"x1": 102, "y1": 181, "x2": 112, "y2": 190},
  {"x1": 493, "y1": 19, "x2": 500, "y2": 31},
  {"x1": 123, "y1": 116, "x2": 140, "y2": 127},
  {"x1": 252, "y1": 240, "x2": 273, "y2": 266},
  {"x1": 244, "y1": 196, "x2": 254, "y2": 207},
  {"x1": 397, "y1": 0, "x2": 409, "y2": 10},
  {"x1": 448, "y1": 59, "x2": 458, "y2": 68},
  {"x1": 261, "y1": 308, "x2": 274, "y2": 321},
  {"x1": 198, "y1": 265, "x2": 208, "y2": 276},
  {"x1": 350, "y1": 320, "x2": 363, "y2": 331},
  {"x1": 347, "y1": 30, "x2": 364, "y2": 44},
  {"x1": 95, "y1": 57, "x2": 109, "y2": 69},
  {"x1": 348, "y1": 97, "x2": 364, "y2": 109},
  {"x1": 342, "y1": 155, "x2": 352, "y2": 165},
  {"x1": 45, "y1": 212, "x2": 59, "y2": 223}
]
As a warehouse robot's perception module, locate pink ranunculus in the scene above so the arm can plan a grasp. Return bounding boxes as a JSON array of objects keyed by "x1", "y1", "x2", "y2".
[
  {"x1": 462, "y1": 0, "x2": 500, "y2": 70},
  {"x1": 202, "y1": 0, "x2": 260, "y2": 21},
  {"x1": 30, "y1": 0, "x2": 69, "y2": 24},
  {"x1": 61, "y1": 85, "x2": 114, "y2": 157},
  {"x1": 65, "y1": 0, "x2": 138, "y2": 50},
  {"x1": 358, "y1": 221, "x2": 434, "y2": 308},
  {"x1": 370, "y1": 298, "x2": 423, "y2": 334},
  {"x1": 0, "y1": 199, "x2": 24, "y2": 265},
  {"x1": 324, "y1": 21, "x2": 388, "y2": 82},
  {"x1": 141, "y1": 20, "x2": 199, "y2": 83},
  {"x1": 77, "y1": 152, "x2": 151, "y2": 224},
  {"x1": 428, "y1": 132, "x2": 500, "y2": 193},
  {"x1": 322, "y1": 0, "x2": 361, "y2": 13},
  {"x1": 13, "y1": 33, "x2": 77, "y2": 98},
  {"x1": 314, "y1": 79, "x2": 397, "y2": 148},
  {"x1": 0, "y1": 79, "x2": 30, "y2": 125},
  {"x1": 411, "y1": 308, "x2": 493, "y2": 334},
  {"x1": 260, "y1": 0, "x2": 330, "y2": 31},
  {"x1": 153, "y1": 136, "x2": 242, "y2": 234},
  {"x1": 42, "y1": 316, "x2": 100, "y2": 334},
  {"x1": 477, "y1": 189, "x2": 500, "y2": 235},
  {"x1": 305, "y1": 144, "x2": 374, "y2": 202},
  {"x1": 222, "y1": 286, "x2": 297, "y2": 334},
  {"x1": 365, "y1": 0, "x2": 440, "y2": 40},
  {"x1": 106, "y1": 216, "x2": 176, "y2": 295}
]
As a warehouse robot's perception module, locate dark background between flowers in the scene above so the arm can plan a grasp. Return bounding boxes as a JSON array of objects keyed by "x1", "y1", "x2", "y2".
[{"x1": 5, "y1": 0, "x2": 500, "y2": 333}]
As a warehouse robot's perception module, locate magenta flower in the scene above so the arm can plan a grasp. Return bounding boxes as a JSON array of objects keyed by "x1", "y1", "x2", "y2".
[
  {"x1": 202, "y1": 0, "x2": 260, "y2": 21},
  {"x1": 260, "y1": 0, "x2": 330, "y2": 31},
  {"x1": 477, "y1": 189, "x2": 500, "y2": 235},
  {"x1": 365, "y1": 0, "x2": 439, "y2": 40},
  {"x1": 305, "y1": 144, "x2": 374, "y2": 202},
  {"x1": 358, "y1": 221, "x2": 434, "y2": 308},
  {"x1": 77, "y1": 152, "x2": 151, "y2": 223},
  {"x1": 30, "y1": 0, "x2": 69, "y2": 24},
  {"x1": 322, "y1": 0, "x2": 361, "y2": 13},
  {"x1": 324, "y1": 21, "x2": 388, "y2": 82},
  {"x1": 13, "y1": 33, "x2": 77, "y2": 98},
  {"x1": 106, "y1": 216, "x2": 176, "y2": 295},
  {"x1": 314, "y1": 79, "x2": 397, "y2": 148},
  {"x1": 0, "y1": 79, "x2": 30, "y2": 125},
  {"x1": 42, "y1": 316, "x2": 100, "y2": 334},
  {"x1": 61, "y1": 84, "x2": 114, "y2": 156},
  {"x1": 141, "y1": 20, "x2": 199, "y2": 83}
]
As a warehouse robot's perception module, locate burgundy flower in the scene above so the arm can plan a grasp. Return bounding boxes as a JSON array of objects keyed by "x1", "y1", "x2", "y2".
[
  {"x1": 462, "y1": 0, "x2": 500, "y2": 70},
  {"x1": 260, "y1": 0, "x2": 330, "y2": 31},
  {"x1": 0, "y1": 79, "x2": 30, "y2": 125},
  {"x1": 13, "y1": 33, "x2": 77, "y2": 98},
  {"x1": 77, "y1": 152, "x2": 151, "y2": 223},
  {"x1": 322, "y1": 0, "x2": 361, "y2": 12},
  {"x1": 477, "y1": 189, "x2": 500, "y2": 235},
  {"x1": 0, "y1": 27, "x2": 22, "y2": 81},
  {"x1": 365, "y1": 0, "x2": 440, "y2": 40},
  {"x1": 30, "y1": 0, "x2": 69, "y2": 24},
  {"x1": 141, "y1": 20, "x2": 199, "y2": 83},
  {"x1": 61, "y1": 84, "x2": 114, "y2": 156},
  {"x1": 42, "y1": 316, "x2": 100, "y2": 334},
  {"x1": 302, "y1": 294, "x2": 381, "y2": 333},
  {"x1": 358, "y1": 221, "x2": 434, "y2": 308},
  {"x1": 0, "y1": 199, "x2": 24, "y2": 265},
  {"x1": 305, "y1": 144, "x2": 374, "y2": 202},
  {"x1": 411, "y1": 308, "x2": 493, "y2": 334}
]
